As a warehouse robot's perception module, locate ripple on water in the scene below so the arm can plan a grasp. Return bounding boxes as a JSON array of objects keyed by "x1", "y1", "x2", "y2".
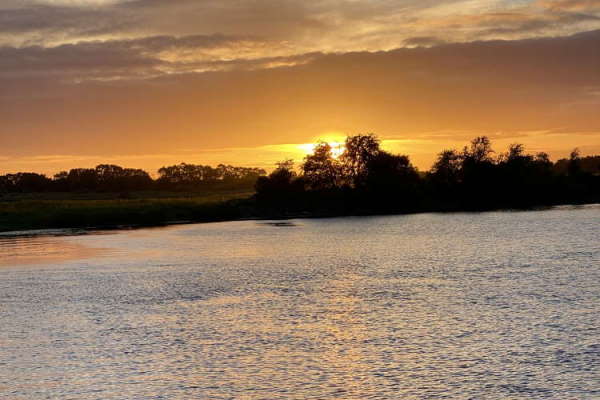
[{"x1": 0, "y1": 206, "x2": 599, "y2": 399}]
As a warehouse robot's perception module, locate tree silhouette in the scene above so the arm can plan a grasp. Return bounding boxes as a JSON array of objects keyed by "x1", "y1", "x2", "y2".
[
  {"x1": 1, "y1": 134, "x2": 599, "y2": 217},
  {"x1": 157, "y1": 163, "x2": 265, "y2": 189},
  {"x1": 302, "y1": 142, "x2": 343, "y2": 190},
  {"x1": 568, "y1": 148, "x2": 582, "y2": 177},
  {"x1": 463, "y1": 136, "x2": 494, "y2": 163},
  {"x1": 340, "y1": 134, "x2": 380, "y2": 187},
  {"x1": 430, "y1": 149, "x2": 461, "y2": 188},
  {"x1": 256, "y1": 133, "x2": 599, "y2": 214}
]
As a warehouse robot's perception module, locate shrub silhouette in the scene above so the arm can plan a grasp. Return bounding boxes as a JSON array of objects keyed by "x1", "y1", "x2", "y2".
[
  {"x1": 255, "y1": 134, "x2": 600, "y2": 214},
  {"x1": 1, "y1": 135, "x2": 599, "y2": 217}
]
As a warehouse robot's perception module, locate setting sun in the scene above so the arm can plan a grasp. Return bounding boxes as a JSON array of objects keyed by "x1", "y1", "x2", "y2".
[
  {"x1": 297, "y1": 133, "x2": 347, "y2": 159},
  {"x1": 298, "y1": 141, "x2": 345, "y2": 159}
]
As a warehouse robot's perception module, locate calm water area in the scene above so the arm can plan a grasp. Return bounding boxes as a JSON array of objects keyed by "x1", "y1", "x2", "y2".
[{"x1": 1, "y1": 205, "x2": 599, "y2": 399}]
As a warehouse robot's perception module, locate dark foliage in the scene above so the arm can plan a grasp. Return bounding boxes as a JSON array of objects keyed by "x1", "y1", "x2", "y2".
[
  {"x1": 156, "y1": 163, "x2": 265, "y2": 189},
  {"x1": 0, "y1": 173, "x2": 53, "y2": 193},
  {"x1": 255, "y1": 160, "x2": 306, "y2": 212},
  {"x1": 1, "y1": 135, "x2": 599, "y2": 223},
  {"x1": 0, "y1": 163, "x2": 266, "y2": 194},
  {"x1": 53, "y1": 165, "x2": 153, "y2": 192},
  {"x1": 255, "y1": 134, "x2": 600, "y2": 216}
]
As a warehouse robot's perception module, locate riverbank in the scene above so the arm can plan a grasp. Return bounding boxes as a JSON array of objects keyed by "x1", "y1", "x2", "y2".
[
  {"x1": 0, "y1": 191, "x2": 255, "y2": 233},
  {"x1": 2, "y1": 188, "x2": 599, "y2": 234}
]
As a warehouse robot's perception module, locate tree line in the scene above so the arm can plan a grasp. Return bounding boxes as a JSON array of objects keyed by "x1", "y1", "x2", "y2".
[
  {"x1": 2, "y1": 135, "x2": 599, "y2": 215},
  {"x1": 255, "y1": 134, "x2": 600, "y2": 213},
  {"x1": 0, "y1": 163, "x2": 266, "y2": 193}
]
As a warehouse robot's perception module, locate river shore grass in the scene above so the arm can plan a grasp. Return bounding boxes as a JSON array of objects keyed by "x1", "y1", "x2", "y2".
[
  {"x1": 0, "y1": 191, "x2": 254, "y2": 232},
  {"x1": 2, "y1": 189, "x2": 599, "y2": 234}
]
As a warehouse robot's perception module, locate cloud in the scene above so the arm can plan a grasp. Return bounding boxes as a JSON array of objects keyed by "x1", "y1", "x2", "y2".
[
  {"x1": 0, "y1": 5, "x2": 129, "y2": 46},
  {"x1": 403, "y1": 36, "x2": 448, "y2": 47},
  {"x1": 1, "y1": 29, "x2": 600, "y2": 167},
  {"x1": 0, "y1": 34, "x2": 315, "y2": 82},
  {"x1": 32, "y1": 0, "x2": 130, "y2": 6},
  {"x1": 538, "y1": 0, "x2": 600, "y2": 12},
  {"x1": 2, "y1": 1, "x2": 600, "y2": 174},
  {"x1": 2, "y1": 0, "x2": 600, "y2": 50}
]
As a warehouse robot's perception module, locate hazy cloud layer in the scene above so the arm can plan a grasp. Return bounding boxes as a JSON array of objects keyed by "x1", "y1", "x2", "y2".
[
  {"x1": 0, "y1": 35, "x2": 310, "y2": 81},
  {"x1": 2, "y1": 30, "x2": 599, "y2": 166},
  {"x1": 1, "y1": 0, "x2": 600, "y2": 84},
  {"x1": 1, "y1": 1, "x2": 600, "y2": 172},
  {"x1": 2, "y1": 0, "x2": 600, "y2": 49}
]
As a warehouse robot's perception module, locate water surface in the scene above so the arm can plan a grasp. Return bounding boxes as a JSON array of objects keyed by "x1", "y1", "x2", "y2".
[{"x1": 1, "y1": 206, "x2": 599, "y2": 399}]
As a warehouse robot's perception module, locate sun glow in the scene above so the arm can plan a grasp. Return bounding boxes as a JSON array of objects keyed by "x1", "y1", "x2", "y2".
[
  {"x1": 297, "y1": 133, "x2": 347, "y2": 158},
  {"x1": 298, "y1": 141, "x2": 345, "y2": 158}
]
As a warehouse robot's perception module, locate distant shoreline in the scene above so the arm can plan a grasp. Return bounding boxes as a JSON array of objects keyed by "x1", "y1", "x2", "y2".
[
  {"x1": 3, "y1": 136, "x2": 599, "y2": 235},
  {"x1": 1, "y1": 194, "x2": 598, "y2": 236}
]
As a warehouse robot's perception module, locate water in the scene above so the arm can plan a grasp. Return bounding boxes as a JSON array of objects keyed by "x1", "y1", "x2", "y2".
[{"x1": 1, "y1": 206, "x2": 599, "y2": 399}]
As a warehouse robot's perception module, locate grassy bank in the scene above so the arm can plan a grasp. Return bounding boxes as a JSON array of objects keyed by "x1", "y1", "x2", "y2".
[
  {"x1": 0, "y1": 190, "x2": 254, "y2": 232},
  {"x1": 2, "y1": 188, "x2": 598, "y2": 233}
]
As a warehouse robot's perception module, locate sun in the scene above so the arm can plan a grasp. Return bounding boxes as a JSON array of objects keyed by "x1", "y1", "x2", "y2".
[
  {"x1": 297, "y1": 141, "x2": 345, "y2": 158},
  {"x1": 297, "y1": 133, "x2": 347, "y2": 158},
  {"x1": 329, "y1": 141, "x2": 345, "y2": 158}
]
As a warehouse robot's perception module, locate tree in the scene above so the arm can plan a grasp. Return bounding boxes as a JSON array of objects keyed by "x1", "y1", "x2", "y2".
[
  {"x1": 568, "y1": 148, "x2": 582, "y2": 177},
  {"x1": 503, "y1": 143, "x2": 526, "y2": 162},
  {"x1": 340, "y1": 134, "x2": 381, "y2": 186},
  {"x1": 535, "y1": 152, "x2": 551, "y2": 165},
  {"x1": 302, "y1": 142, "x2": 342, "y2": 190},
  {"x1": 364, "y1": 151, "x2": 420, "y2": 194},
  {"x1": 430, "y1": 149, "x2": 461, "y2": 187},
  {"x1": 1, "y1": 173, "x2": 52, "y2": 192},
  {"x1": 498, "y1": 143, "x2": 534, "y2": 176},
  {"x1": 157, "y1": 163, "x2": 265, "y2": 189},
  {"x1": 255, "y1": 159, "x2": 304, "y2": 202},
  {"x1": 66, "y1": 168, "x2": 98, "y2": 191},
  {"x1": 462, "y1": 136, "x2": 494, "y2": 163},
  {"x1": 266, "y1": 160, "x2": 297, "y2": 186}
]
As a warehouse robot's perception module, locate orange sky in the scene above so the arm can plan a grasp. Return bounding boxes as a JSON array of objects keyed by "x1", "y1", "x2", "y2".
[{"x1": 1, "y1": 0, "x2": 600, "y2": 175}]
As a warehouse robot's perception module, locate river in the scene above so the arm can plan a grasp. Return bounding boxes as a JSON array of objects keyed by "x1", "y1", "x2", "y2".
[{"x1": 1, "y1": 205, "x2": 599, "y2": 399}]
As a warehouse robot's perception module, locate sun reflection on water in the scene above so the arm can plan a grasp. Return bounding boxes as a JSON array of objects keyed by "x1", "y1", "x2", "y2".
[{"x1": 1, "y1": 207, "x2": 599, "y2": 398}]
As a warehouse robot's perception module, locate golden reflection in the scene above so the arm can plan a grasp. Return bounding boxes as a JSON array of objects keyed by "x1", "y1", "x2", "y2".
[
  {"x1": 183, "y1": 272, "x2": 384, "y2": 397},
  {"x1": 0, "y1": 236, "x2": 105, "y2": 267}
]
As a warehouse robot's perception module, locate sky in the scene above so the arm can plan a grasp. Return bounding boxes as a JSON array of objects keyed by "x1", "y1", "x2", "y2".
[{"x1": 1, "y1": 0, "x2": 600, "y2": 174}]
